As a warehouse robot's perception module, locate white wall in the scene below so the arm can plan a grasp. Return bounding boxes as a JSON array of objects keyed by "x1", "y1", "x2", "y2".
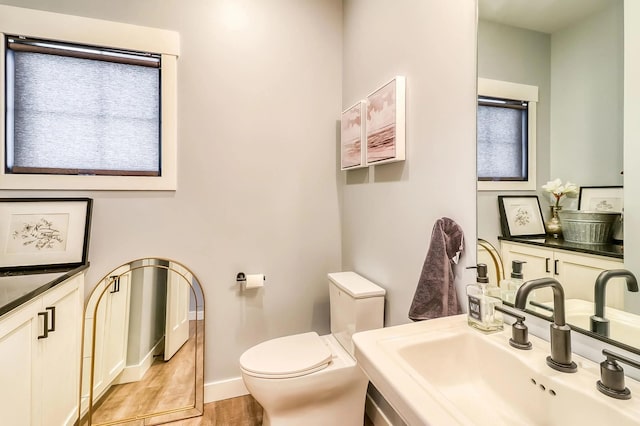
[
  {"x1": 476, "y1": 20, "x2": 551, "y2": 247},
  {"x1": 550, "y1": 1, "x2": 623, "y2": 187},
  {"x1": 341, "y1": 0, "x2": 478, "y2": 327},
  {"x1": 0, "y1": 0, "x2": 343, "y2": 387}
]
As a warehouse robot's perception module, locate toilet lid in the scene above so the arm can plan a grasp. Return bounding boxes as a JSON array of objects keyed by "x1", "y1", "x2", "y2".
[{"x1": 240, "y1": 332, "x2": 333, "y2": 379}]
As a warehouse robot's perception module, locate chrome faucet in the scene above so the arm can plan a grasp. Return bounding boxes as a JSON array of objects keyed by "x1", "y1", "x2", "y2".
[
  {"x1": 591, "y1": 269, "x2": 639, "y2": 337},
  {"x1": 514, "y1": 277, "x2": 577, "y2": 373}
]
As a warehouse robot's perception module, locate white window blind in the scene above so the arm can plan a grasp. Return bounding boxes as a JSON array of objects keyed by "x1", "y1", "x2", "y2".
[
  {"x1": 5, "y1": 36, "x2": 161, "y2": 176},
  {"x1": 477, "y1": 96, "x2": 528, "y2": 181}
]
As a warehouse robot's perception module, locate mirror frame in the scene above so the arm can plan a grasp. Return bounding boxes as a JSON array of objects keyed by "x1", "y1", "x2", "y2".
[{"x1": 78, "y1": 258, "x2": 205, "y2": 425}]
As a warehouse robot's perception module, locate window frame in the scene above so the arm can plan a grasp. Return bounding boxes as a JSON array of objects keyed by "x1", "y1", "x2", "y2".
[
  {"x1": 477, "y1": 78, "x2": 538, "y2": 192},
  {"x1": 0, "y1": 5, "x2": 179, "y2": 191}
]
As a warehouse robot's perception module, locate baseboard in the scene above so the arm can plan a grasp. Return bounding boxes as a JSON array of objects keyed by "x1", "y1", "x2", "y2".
[
  {"x1": 365, "y1": 393, "x2": 393, "y2": 426},
  {"x1": 204, "y1": 377, "x2": 249, "y2": 403},
  {"x1": 116, "y1": 338, "x2": 164, "y2": 384},
  {"x1": 189, "y1": 310, "x2": 205, "y2": 320}
]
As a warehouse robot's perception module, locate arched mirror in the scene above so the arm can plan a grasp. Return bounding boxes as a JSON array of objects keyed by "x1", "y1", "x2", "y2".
[{"x1": 78, "y1": 258, "x2": 205, "y2": 425}]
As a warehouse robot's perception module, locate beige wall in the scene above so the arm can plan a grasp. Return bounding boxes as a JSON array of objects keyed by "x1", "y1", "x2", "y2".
[
  {"x1": 0, "y1": 0, "x2": 343, "y2": 386},
  {"x1": 341, "y1": 0, "x2": 478, "y2": 327}
]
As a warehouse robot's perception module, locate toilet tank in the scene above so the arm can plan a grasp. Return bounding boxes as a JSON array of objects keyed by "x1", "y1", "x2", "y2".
[{"x1": 328, "y1": 272, "x2": 385, "y2": 356}]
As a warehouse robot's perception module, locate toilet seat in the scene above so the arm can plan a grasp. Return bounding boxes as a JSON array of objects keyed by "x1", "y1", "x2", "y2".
[{"x1": 240, "y1": 332, "x2": 333, "y2": 379}]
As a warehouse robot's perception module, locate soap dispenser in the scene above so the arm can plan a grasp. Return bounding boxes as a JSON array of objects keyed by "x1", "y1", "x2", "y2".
[
  {"x1": 467, "y1": 263, "x2": 503, "y2": 332},
  {"x1": 500, "y1": 260, "x2": 526, "y2": 305}
]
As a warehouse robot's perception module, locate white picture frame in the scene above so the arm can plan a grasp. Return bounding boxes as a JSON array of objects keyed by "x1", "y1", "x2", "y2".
[
  {"x1": 340, "y1": 101, "x2": 366, "y2": 170},
  {"x1": 365, "y1": 76, "x2": 406, "y2": 165}
]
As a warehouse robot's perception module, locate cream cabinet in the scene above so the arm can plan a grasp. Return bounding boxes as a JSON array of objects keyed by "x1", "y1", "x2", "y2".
[
  {"x1": 500, "y1": 240, "x2": 624, "y2": 309},
  {"x1": 82, "y1": 264, "x2": 131, "y2": 408},
  {"x1": 0, "y1": 272, "x2": 84, "y2": 426}
]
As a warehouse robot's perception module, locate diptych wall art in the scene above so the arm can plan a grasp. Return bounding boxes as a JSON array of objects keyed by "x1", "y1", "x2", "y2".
[{"x1": 340, "y1": 76, "x2": 406, "y2": 170}]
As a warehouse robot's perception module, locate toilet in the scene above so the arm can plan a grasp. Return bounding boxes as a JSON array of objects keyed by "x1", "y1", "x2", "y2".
[{"x1": 239, "y1": 271, "x2": 386, "y2": 426}]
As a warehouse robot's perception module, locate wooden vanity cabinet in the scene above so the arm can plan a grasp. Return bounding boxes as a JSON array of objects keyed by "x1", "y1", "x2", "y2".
[
  {"x1": 0, "y1": 272, "x2": 84, "y2": 426},
  {"x1": 500, "y1": 240, "x2": 624, "y2": 309}
]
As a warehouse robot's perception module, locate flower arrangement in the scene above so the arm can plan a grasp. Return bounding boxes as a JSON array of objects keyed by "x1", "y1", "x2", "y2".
[{"x1": 542, "y1": 178, "x2": 579, "y2": 208}]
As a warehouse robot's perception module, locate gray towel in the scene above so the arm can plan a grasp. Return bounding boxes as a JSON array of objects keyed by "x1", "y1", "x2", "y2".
[{"x1": 408, "y1": 217, "x2": 464, "y2": 321}]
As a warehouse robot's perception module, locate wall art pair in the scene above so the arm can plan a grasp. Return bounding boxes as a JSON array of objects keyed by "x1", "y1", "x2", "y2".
[{"x1": 340, "y1": 76, "x2": 406, "y2": 170}]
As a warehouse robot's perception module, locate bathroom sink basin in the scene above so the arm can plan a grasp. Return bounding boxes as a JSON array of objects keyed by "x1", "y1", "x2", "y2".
[
  {"x1": 353, "y1": 314, "x2": 640, "y2": 425},
  {"x1": 534, "y1": 299, "x2": 640, "y2": 348}
]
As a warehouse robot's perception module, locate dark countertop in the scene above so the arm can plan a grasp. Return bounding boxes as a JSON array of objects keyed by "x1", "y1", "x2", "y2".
[
  {"x1": 0, "y1": 264, "x2": 89, "y2": 318},
  {"x1": 499, "y1": 236, "x2": 623, "y2": 260}
]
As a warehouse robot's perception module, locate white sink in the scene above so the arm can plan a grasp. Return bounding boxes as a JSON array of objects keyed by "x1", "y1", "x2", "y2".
[
  {"x1": 533, "y1": 299, "x2": 640, "y2": 348},
  {"x1": 353, "y1": 314, "x2": 640, "y2": 425}
]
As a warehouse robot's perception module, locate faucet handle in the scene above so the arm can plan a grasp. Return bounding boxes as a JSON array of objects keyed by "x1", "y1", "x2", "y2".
[
  {"x1": 597, "y1": 349, "x2": 640, "y2": 400},
  {"x1": 495, "y1": 305, "x2": 532, "y2": 350}
]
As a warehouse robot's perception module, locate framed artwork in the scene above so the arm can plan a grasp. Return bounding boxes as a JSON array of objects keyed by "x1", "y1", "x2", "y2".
[
  {"x1": 340, "y1": 101, "x2": 366, "y2": 170},
  {"x1": 578, "y1": 186, "x2": 623, "y2": 212},
  {"x1": 498, "y1": 195, "x2": 546, "y2": 238},
  {"x1": 0, "y1": 198, "x2": 93, "y2": 272},
  {"x1": 365, "y1": 76, "x2": 406, "y2": 165}
]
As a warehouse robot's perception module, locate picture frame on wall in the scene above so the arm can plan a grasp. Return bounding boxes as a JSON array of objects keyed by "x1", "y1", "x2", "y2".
[
  {"x1": 0, "y1": 198, "x2": 93, "y2": 272},
  {"x1": 578, "y1": 186, "x2": 623, "y2": 212},
  {"x1": 340, "y1": 100, "x2": 366, "y2": 170},
  {"x1": 498, "y1": 195, "x2": 546, "y2": 238},
  {"x1": 365, "y1": 76, "x2": 406, "y2": 165}
]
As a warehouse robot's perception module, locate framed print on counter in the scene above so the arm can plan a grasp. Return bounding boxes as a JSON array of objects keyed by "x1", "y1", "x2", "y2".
[
  {"x1": 498, "y1": 195, "x2": 546, "y2": 238},
  {"x1": 578, "y1": 186, "x2": 623, "y2": 212},
  {"x1": 0, "y1": 198, "x2": 93, "y2": 272}
]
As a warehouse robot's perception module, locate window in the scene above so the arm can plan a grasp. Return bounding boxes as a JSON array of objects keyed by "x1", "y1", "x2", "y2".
[
  {"x1": 6, "y1": 36, "x2": 161, "y2": 177},
  {"x1": 477, "y1": 96, "x2": 528, "y2": 181},
  {"x1": 0, "y1": 5, "x2": 179, "y2": 190},
  {"x1": 477, "y1": 78, "x2": 538, "y2": 191}
]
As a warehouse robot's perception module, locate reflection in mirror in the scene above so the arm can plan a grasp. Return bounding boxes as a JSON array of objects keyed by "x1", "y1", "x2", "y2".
[
  {"x1": 477, "y1": 238, "x2": 505, "y2": 287},
  {"x1": 78, "y1": 258, "x2": 204, "y2": 425},
  {"x1": 475, "y1": 0, "x2": 640, "y2": 356}
]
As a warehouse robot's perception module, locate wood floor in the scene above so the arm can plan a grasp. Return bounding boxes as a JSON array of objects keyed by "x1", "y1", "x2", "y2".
[
  {"x1": 173, "y1": 395, "x2": 263, "y2": 426},
  {"x1": 85, "y1": 318, "x2": 372, "y2": 425},
  {"x1": 167, "y1": 395, "x2": 374, "y2": 426},
  {"x1": 87, "y1": 320, "x2": 203, "y2": 425}
]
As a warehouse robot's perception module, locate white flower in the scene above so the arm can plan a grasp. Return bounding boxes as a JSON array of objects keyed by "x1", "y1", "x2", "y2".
[
  {"x1": 542, "y1": 178, "x2": 579, "y2": 207},
  {"x1": 542, "y1": 178, "x2": 563, "y2": 195}
]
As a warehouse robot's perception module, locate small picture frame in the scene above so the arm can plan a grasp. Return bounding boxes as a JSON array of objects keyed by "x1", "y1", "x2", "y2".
[
  {"x1": 365, "y1": 76, "x2": 406, "y2": 165},
  {"x1": 498, "y1": 195, "x2": 546, "y2": 238},
  {"x1": 340, "y1": 100, "x2": 366, "y2": 170},
  {"x1": 0, "y1": 198, "x2": 93, "y2": 272},
  {"x1": 578, "y1": 186, "x2": 623, "y2": 212}
]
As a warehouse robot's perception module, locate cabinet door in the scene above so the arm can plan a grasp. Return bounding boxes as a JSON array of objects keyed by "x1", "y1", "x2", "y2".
[
  {"x1": 555, "y1": 251, "x2": 624, "y2": 309},
  {"x1": 164, "y1": 261, "x2": 190, "y2": 361},
  {"x1": 40, "y1": 274, "x2": 83, "y2": 426},
  {"x1": 0, "y1": 299, "x2": 40, "y2": 426},
  {"x1": 102, "y1": 270, "x2": 131, "y2": 386},
  {"x1": 501, "y1": 242, "x2": 554, "y2": 303}
]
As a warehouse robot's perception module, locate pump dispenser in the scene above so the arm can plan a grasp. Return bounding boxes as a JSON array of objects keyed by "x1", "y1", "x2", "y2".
[
  {"x1": 500, "y1": 260, "x2": 526, "y2": 304},
  {"x1": 467, "y1": 263, "x2": 503, "y2": 332}
]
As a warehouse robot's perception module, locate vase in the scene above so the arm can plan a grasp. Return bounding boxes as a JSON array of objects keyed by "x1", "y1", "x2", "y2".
[{"x1": 546, "y1": 206, "x2": 562, "y2": 238}]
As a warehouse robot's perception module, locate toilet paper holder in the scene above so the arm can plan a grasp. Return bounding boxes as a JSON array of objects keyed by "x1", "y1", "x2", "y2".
[{"x1": 236, "y1": 272, "x2": 266, "y2": 286}]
